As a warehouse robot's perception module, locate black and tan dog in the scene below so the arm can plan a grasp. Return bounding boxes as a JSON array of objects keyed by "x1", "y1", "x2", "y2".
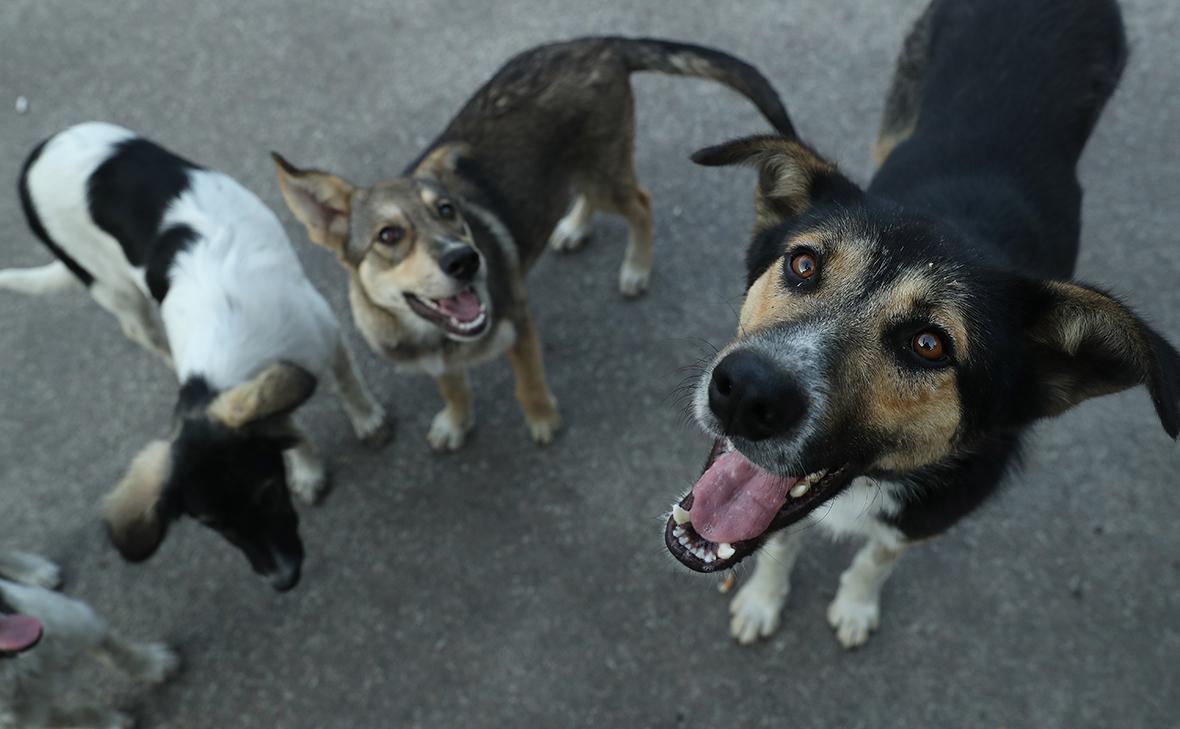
[
  {"x1": 664, "y1": 0, "x2": 1180, "y2": 647},
  {"x1": 272, "y1": 37, "x2": 793, "y2": 451}
]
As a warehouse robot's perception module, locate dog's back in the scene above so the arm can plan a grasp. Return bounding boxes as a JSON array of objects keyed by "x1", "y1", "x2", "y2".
[{"x1": 871, "y1": 0, "x2": 1127, "y2": 277}]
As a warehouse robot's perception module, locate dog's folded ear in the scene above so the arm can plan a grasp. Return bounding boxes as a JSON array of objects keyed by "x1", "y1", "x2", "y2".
[
  {"x1": 271, "y1": 152, "x2": 356, "y2": 256},
  {"x1": 1018, "y1": 280, "x2": 1180, "y2": 437},
  {"x1": 691, "y1": 135, "x2": 862, "y2": 233},
  {"x1": 103, "y1": 440, "x2": 175, "y2": 562},
  {"x1": 207, "y1": 362, "x2": 317, "y2": 430}
]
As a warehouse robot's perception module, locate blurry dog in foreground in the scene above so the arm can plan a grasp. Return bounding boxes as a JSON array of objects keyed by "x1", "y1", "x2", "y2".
[
  {"x1": 0, "y1": 551, "x2": 178, "y2": 728},
  {"x1": 274, "y1": 36, "x2": 794, "y2": 451},
  {"x1": 664, "y1": 0, "x2": 1179, "y2": 648}
]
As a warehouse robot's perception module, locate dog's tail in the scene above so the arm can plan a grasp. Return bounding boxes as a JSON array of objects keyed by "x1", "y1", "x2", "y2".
[
  {"x1": 611, "y1": 37, "x2": 796, "y2": 138},
  {"x1": 0, "y1": 261, "x2": 81, "y2": 295}
]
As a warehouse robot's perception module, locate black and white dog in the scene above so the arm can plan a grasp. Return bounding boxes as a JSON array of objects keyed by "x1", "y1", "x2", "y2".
[
  {"x1": 0, "y1": 122, "x2": 391, "y2": 590},
  {"x1": 0, "y1": 551, "x2": 178, "y2": 729}
]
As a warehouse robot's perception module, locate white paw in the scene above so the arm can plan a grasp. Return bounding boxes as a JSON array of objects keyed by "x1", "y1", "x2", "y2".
[
  {"x1": 286, "y1": 457, "x2": 328, "y2": 505},
  {"x1": 826, "y1": 592, "x2": 880, "y2": 649},
  {"x1": 548, "y1": 218, "x2": 590, "y2": 252},
  {"x1": 135, "y1": 641, "x2": 181, "y2": 684},
  {"x1": 353, "y1": 407, "x2": 393, "y2": 448},
  {"x1": 427, "y1": 410, "x2": 472, "y2": 452},
  {"x1": 618, "y1": 262, "x2": 650, "y2": 297},
  {"x1": 729, "y1": 580, "x2": 788, "y2": 645},
  {"x1": 525, "y1": 406, "x2": 561, "y2": 446},
  {"x1": 5, "y1": 552, "x2": 62, "y2": 589}
]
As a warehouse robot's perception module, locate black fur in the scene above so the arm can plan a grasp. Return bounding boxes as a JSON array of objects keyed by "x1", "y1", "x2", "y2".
[
  {"x1": 17, "y1": 138, "x2": 95, "y2": 285},
  {"x1": 87, "y1": 138, "x2": 201, "y2": 302}
]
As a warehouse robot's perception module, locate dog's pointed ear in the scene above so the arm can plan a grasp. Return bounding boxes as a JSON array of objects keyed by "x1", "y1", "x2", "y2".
[
  {"x1": 271, "y1": 152, "x2": 356, "y2": 256},
  {"x1": 1019, "y1": 280, "x2": 1180, "y2": 437},
  {"x1": 103, "y1": 440, "x2": 176, "y2": 562},
  {"x1": 207, "y1": 362, "x2": 318, "y2": 429},
  {"x1": 691, "y1": 135, "x2": 862, "y2": 233}
]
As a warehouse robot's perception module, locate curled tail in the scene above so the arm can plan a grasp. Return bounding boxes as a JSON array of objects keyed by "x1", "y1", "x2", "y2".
[
  {"x1": 610, "y1": 37, "x2": 796, "y2": 138},
  {"x1": 0, "y1": 261, "x2": 82, "y2": 295}
]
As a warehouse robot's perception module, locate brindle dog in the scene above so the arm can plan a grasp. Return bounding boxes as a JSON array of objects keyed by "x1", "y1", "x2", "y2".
[{"x1": 273, "y1": 36, "x2": 793, "y2": 451}]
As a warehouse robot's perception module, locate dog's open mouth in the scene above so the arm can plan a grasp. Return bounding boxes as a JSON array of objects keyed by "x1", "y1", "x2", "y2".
[
  {"x1": 664, "y1": 438, "x2": 851, "y2": 572},
  {"x1": 0, "y1": 614, "x2": 43, "y2": 654},
  {"x1": 405, "y1": 287, "x2": 489, "y2": 338}
]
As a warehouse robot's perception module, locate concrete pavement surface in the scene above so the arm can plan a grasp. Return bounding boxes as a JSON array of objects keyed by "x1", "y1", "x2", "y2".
[{"x1": 2, "y1": 1, "x2": 1178, "y2": 727}]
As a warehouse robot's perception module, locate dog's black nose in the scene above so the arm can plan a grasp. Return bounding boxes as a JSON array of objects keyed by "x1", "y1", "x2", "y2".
[
  {"x1": 708, "y1": 350, "x2": 808, "y2": 441},
  {"x1": 440, "y1": 246, "x2": 480, "y2": 281}
]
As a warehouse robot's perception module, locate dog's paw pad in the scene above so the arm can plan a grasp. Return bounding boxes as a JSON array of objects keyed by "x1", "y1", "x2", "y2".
[
  {"x1": 136, "y1": 642, "x2": 181, "y2": 684},
  {"x1": 729, "y1": 582, "x2": 787, "y2": 645},
  {"x1": 428, "y1": 411, "x2": 471, "y2": 452},
  {"x1": 618, "y1": 264, "x2": 650, "y2": 298},
  {"x1": 356, "y1": 411, "x2": 394, "y2": 449},
  {"x1": 826, "y1": 593, "x2": 880, "y2": 649}
]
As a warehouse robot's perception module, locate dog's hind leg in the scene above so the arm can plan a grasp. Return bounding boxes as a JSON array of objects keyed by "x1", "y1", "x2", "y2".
[
  {"x1": 505, "y1": 310, "x2": 560, "y2": 445},
  {"x1": 0, "y1": 551, "x2": 61, "y2": 589},
  {"x1": 428, "y1": 370, "x2": 475, "y2": 452},
  {"x1": 90, "y1": 283, "x2": 172, "y2": 369},
  {"x1": 331, "y1": 341, "x2": 391, "y2": 447},
  {"x1": 729, "y1": 529, "x2": 805, "y2": 644},
  {"x1": 827, "y1": 539, "x2": 905, "y2": 649},
  {"x1": 548, "y1": 194, "x2": 594, "y2": 252},
  {"x1": 0, "y1": 261, "x2": 81, "y2": 296},
  {"x1": 873, "y1": 0, "x2": 939, "y2": 168},
  {"x1": 94, "y1": 633, "x2": 179, "y2": 685}
]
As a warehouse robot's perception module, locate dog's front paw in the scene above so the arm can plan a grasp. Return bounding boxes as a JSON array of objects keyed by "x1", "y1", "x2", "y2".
[
  {"x1": 428, "y1": 410, "x2": 472, "y2": 452},
  {"x1": 286, "y1": 456, "x2": 329, "y2": 505},
  {"x1": 135, "y1": 641, "x2": 181, "y2": 684},
  {"x1": 355, "y1": 408, "x2": 394, "y2": 448},
  {"x1": 525, "y1": 406, "x2": 561, "y2": 446},
  {"x1": 729, "y1": 579, "x2": 788, "y2": 645},
  {"x1": 548, "y1": 218, "x2": 590, "y2": 252},
  {"x1": 827, "y1": 592, "x2": 880, "y2": 649},
  {"x1": 618, "y1": 262, "x2": 650, "y2": 298},
  {"x1": 4, "y1": 552, "x2": 63, "y2": 589}
]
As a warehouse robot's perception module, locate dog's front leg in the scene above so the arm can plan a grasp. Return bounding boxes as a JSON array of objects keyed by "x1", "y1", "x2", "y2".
[
  {"x1": 827, "y1": 538, "x2": 905, "y2": 649},
  {"x1": 729, "y1": 529, "x2": 804, "y2": 644},
  {"x1": 428, "y1": 370, "x2": 475, "y2": 452},
  {"x1": 505, "y1": 312, "x2": 560, "y2": 445},
  {"x1": 283, "y1": 425, "x2": 328, "y2": 505},
  {"x1": 332, "y1": 340, "x2": 391, "y2": 447}
]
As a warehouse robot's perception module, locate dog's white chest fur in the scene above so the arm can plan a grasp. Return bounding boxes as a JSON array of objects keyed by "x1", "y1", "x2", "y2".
[{"x1": 804, "y1": 477, "x2": 906, "y2": 550}]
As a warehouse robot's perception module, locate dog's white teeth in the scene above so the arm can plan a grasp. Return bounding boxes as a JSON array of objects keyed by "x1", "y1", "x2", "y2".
[
  {"x1": 678, "y1": 535, "x2": 690, "y2": 546},
  {"x1": 717, "y1": 543, "x2": 736, "y2": 560},
  {"x1": 672, "y1": 504, "x2": 691, "y2": 525},
  {"x1": 671, "y1": 525, "x2": 684, "y2": 538},
  {"x1": 703, "y1": 553, "x2": 716, "y2": 564},
  {"x1": 790, "y1": 481, "x2": 811, "y2": 499}
]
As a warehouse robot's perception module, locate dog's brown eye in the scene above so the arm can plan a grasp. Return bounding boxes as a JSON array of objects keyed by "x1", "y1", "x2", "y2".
[
  {"x1": 377, "y1": 225, "x2": 405, "y2": 245},
  {"x1": 437, "y1": 202, "x2": 455, "y2": 220},
  {"x1": 789, "y1": 251, "x2": 818, "y2": 279},
  {"x1": 912, "y1": 331, "x2": 945, "y2": 361}
]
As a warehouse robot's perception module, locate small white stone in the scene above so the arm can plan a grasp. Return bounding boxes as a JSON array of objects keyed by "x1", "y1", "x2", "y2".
[{"x1": 15, "y1": 96, "x2": 29, "y2": 114}]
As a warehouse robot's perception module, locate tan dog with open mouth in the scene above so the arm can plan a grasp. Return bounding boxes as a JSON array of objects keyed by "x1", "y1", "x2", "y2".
[{"x1": 272, "y1": 36, "x2": 794, "y2": 451}]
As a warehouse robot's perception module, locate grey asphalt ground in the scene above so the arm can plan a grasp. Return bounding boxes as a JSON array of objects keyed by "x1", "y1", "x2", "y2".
[{"x1": 2, "y1": 1, "x2": 1179, "y2": 727}]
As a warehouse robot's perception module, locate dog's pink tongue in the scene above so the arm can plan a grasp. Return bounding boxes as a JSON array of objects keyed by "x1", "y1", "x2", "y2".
[
  {"x1": 690, "y1": 450, "x2": 798, "y2": 544},
  {"x1": 438, "y1": 291, "x2": 483, "y2": 323},
  {"x1": 0, "y1": 614, "x2": 42, "y2": 653}
]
